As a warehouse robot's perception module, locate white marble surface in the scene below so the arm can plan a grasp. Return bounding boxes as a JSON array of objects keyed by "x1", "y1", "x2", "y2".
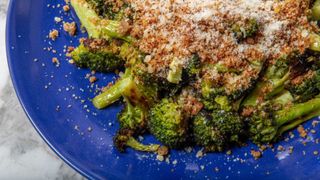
[{"x1": 0, "y1": 1, "x2": 84, "y2": 179}]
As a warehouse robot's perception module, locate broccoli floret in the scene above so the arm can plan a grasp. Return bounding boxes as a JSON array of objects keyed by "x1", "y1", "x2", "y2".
[
  {"x1": 71, "y1": 39, "x2": 124, "y2": 72},
  {"x1": 249, "y1": 97, "x2": 320, "y2": 144},
  {"x1": 71, "y1": 0, "x2": 132, "y2": 41},
  {"x1": 232, "y1": 18, "x2": 259, "y2": 41},
  {"x1": 118, "y1": 97, "x2": 147, "y2": 132},
  {"x1": 201, "y1": 60, "x2": 264, "y2": 111},
  {"x1": 192, "y1": 110, "x2": 244, "y2": 152},
  {"x1": 243, "y1": 51, "x2": 320, "y2": 108},
  {"x1": 242, "y1": 59, "x2": 290, "y2": 107},
  {"x1": 148, "y1": 98, "x2": 188, "y2": 148},
  {"x1": 192, "y1": 111, "x2": 225, "y2": 152},
  {"x1": 167, "y1": 54, "x2": 202, "y2": 85},
  {"x1": 91, "y1": 41, "x2": 159, "y2": 109},
  {"x1": 132, "y1": 62, "x2": 185, "y2": 97},
  {"x1": 114, "y1": 128, "x2": 160, "y2": 152},
  {"x1": 115, "y1": 98, "x2": 160, "y2": 153},
  {"x1": 185, "y1": 54, "x2": 201, "y2": 78},
  {"x1": 284, "y1": 51, "x2": 320, "y2": 102},
  {"x1": 286, "y1": 70, "x2": 320, "y2": 102},
  {"x1": 86, "y1": 0, "x2": 127, "y2": 20}
]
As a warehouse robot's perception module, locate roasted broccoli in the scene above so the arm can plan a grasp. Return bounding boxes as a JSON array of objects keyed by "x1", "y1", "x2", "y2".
[
  {"x1": 201, "y1": 59, "x2": 264, "y2": 111},
  {"x1": 148, "y1": 98, "x2": 188, "y2": 148},
  {"x1": 285, "y1": 52, "x2": 320, "y2": 102},
  {"x1": 71, "y1": 0, "x2": 132, "y2": 41},
  {"x1": 69, "y1": 0, "x2": 320, "y2": 155},
  {"x1": 114, "y1": 97, "x2": 161, "y2": 152},
  {"x1": 86, "y1": 0, "x2": 128, "y2": 20},
  {"x1": 243, "y1": 51, "x2": 320, "y2": 107},
  {"x1": 286, "y1": 69, "x2": 320, "y2": 102},
  {"x1": 241, "y1": 58, "x2": 290, "y2": 107},
  {"x1": 114, "y1": 128, "x2": 160, "y2": 152},
  {"x1": 242, "y1": 51, "x2": 320, "y2": 144},
  {"x1": 118, "y1": 97, "x2": 147, "y2": 132},
  {"x1": 232, "y1": 18, "x2": 259, "y2": 41},
  {"x1": 249, "y1": 97, "x2": 320, "y2": 144},
  {"x1": 192, "y1": 110, "x2": 244, "y2": 152},
  {"x1": 92, "y1": 67, "x2": 158, "y2": 109},
  {"x1": 71, "y1": 38, "x2": 124, "y2": 72}
]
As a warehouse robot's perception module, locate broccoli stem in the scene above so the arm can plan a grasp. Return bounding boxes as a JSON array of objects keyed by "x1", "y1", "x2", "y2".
[
  {"x1": 275, "y1": 98, "x2": 320, "y2": 127},
  {"x1": 71, "y1": 0, "x2": 102, "y2": 38},
  {"x1": 126, "y1": 138, "x2": 160, "y2": 152},
  {"x1": 71, "y1": 0, "x2": 132, "y2": 42},
  {"x1": 278, "y1": 108, "x2": 320, "y2": 136},
  {"x1": 312, "y1": 0, "x2": 320, "y2": 20},
  {"x1": 271, "y1": 90, "x2": 293, "y2": 106},
  {"x1": 266, "y1": 71, "x2": 290, "y2": 98},
  {"x1": 100, "y1": 21, "x2": 134, "y2": 43},
  {"x1": 242, "y1": 69, "x2": 290, "y2": 107},
  {"x1": 93, "y1": 71, "x2": 132, "y2": 109}
]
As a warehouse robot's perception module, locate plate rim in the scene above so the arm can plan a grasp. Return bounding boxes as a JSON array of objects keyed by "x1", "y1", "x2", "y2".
[{"x1": 5, "y1": 0, "x2": 92, "y2": 179}]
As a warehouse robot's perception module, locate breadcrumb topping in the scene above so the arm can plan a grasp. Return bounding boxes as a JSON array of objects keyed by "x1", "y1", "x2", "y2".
[{"x1": 128, "y1": 0, "x2": 314, "y2": 90}]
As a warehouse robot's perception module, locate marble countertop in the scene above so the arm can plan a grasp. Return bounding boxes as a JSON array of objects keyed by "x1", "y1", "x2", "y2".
[{"x1": 0, "y1": 1, "x2": 83, "y2": 179}]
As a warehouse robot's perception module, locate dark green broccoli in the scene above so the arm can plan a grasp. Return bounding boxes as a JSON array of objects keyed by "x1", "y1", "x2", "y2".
[
  {"x1": 249, "y1": 97, "x2": 320, "y2": 144},
  {"x1": 192, "y1": 110, "x2": 244, "y2": 152},
  {"x1": 132, "y1": 62, "x2": 185, "y2": 98},
  {"x1": 185, "y1": 54, "x2": 201, "y2": 78},
  {"x1": 242, "y1": 59, "x2": 290, "y2": 107},
  {"x1": 91, "y1": 40, "x2": 160, "y2": 109},
  {"x1": 232, "y1": 18, "x2": 259, "y2": 41},
  {"x1": 114, "y1": 128, "x2": 160, "y2": 152},
  {"x1": 286, "y1": 70, "x2": 320, "y2": 102},
  {"x1": 243, "y1": 51, "x2": 320, "y2": 108},
  {"x1": 201, "y1": 60, "x2": 264, "y2": 111},
  {"x1": 131, "y1": 54, "x2": 200, "y2": 97},
  {"x1": 86, "y1": 0, "x2": 128, "y2": 20},
  {"x1": 114, "y1": 98, "x2": 160, "y2": 152},
  {"x1": 148, "y1": 98, "x2": 188, "y2": 148},
  {"x1": 284, "y1": 51, "x2": 320, "y2": 102},
  {"x1": 71, "y1": 39, "x2": 124, "y2": 72},
  {"x1": 71, "y1": 0, "x2": 132, "y2": 42},
  {"x1": 192, "y1": 111, "x2": 225, "y2": 152},
  {"x1": 118, "y1": 97, "x2": 147, "y2": 132},
  {"x1": 167, "y1": 54, "x2": 202, "y2": 85}
]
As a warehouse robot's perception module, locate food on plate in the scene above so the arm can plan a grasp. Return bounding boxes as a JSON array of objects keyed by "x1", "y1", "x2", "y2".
[{"x1": 70, "y1": 0, "x2": 320, "y2": 153}]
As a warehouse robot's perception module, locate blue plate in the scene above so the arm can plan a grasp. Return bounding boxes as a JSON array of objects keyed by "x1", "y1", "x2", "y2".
[{"x1": 6, "y1": 0, "x2": 320, "y2": 179}]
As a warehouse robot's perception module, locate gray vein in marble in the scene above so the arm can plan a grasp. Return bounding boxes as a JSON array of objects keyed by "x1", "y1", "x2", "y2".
[{"x1": 0, "y1": 82, "x2": 85, "y2": 179}]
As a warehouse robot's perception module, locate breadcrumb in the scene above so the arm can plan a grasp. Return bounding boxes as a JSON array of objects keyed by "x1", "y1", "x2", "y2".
[
  {"x1": 297, "y1": 125, "x2": 307, "y2": 138},
  {"x1": 251, "y1": 150, "x2": 262, "y2": 160},
  {"x1": 89, "y1": 76, "x2": 97, "y2": 83},
  {"x1": 196, "y1": 150, "x2": 204, "y2": 158},
  {"x1": 63, "y1": 5, "x2": 70, "y2": 12},
  {"x1": 157, "y1": 146, "x2": 169, "y2": 156},
  {"x1": 49, "y1": 29, "x2": 59, "y2": 41},
  {"x1": 63, "y1": 22, "x2": 77, "y2": 36}
]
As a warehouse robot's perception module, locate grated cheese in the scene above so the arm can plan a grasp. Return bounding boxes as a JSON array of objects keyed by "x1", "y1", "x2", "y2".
[{"x1": 128, "y1": 0, "x2": 315, "y2": 91}]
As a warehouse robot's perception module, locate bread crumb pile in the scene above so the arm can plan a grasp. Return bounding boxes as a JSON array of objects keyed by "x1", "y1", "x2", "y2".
[{"x1": 128, "y1": 0, "x2": 314, "y2": 77}]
